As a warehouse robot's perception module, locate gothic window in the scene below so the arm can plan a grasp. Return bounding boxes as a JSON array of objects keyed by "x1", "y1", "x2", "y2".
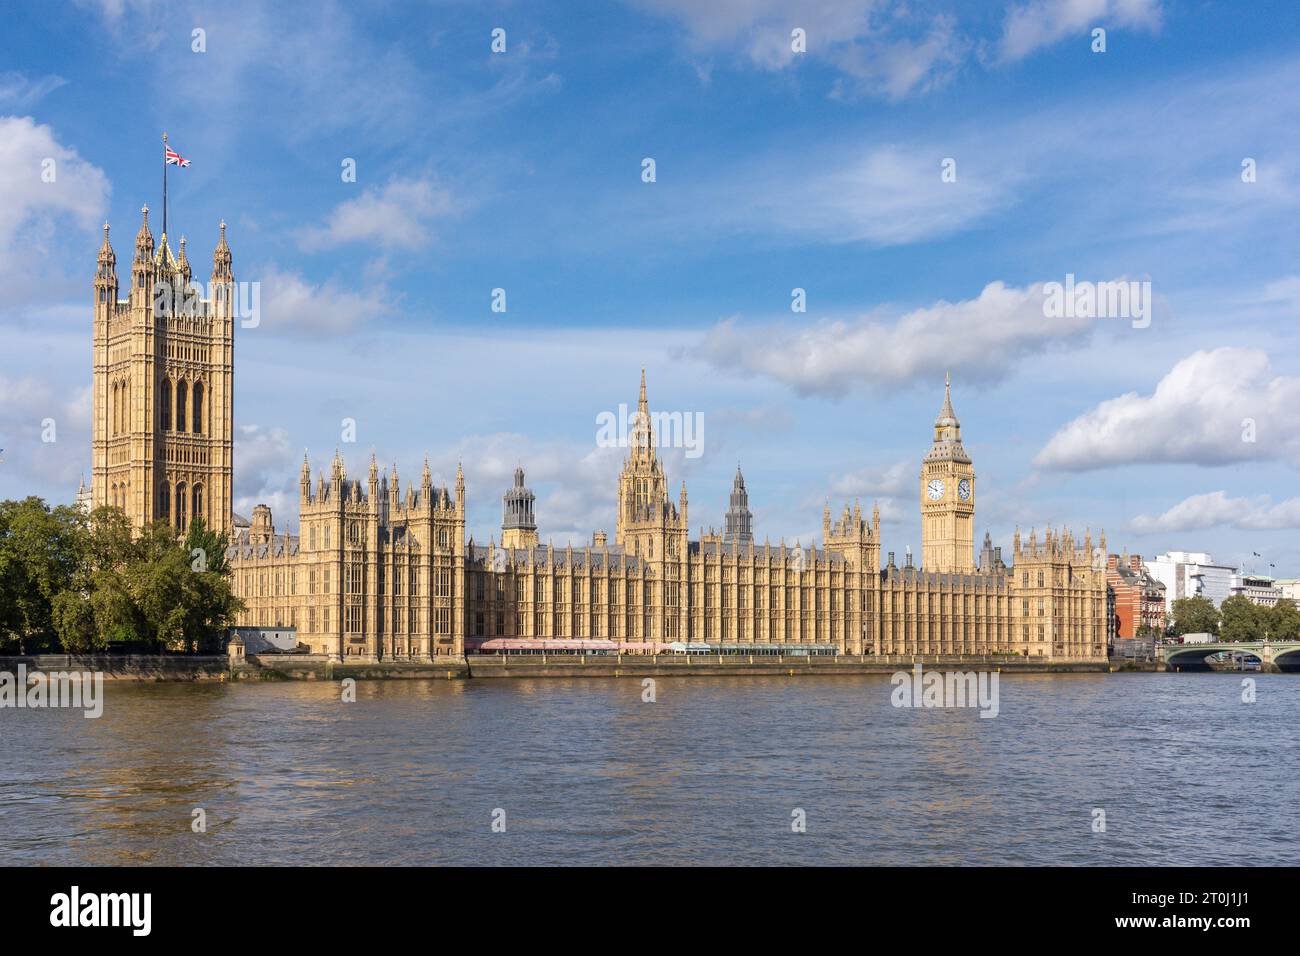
[
  {"x1": 160, "y1": 378, "x2": 172, "y2": 430},
  {"x1": 193, "y1": 484, "x2": 203, "y2": 523},
  {"x1": 176, "y1": 380, "x2": 188, "y2": 433},
  {"x1": 175, "y1": 482, "x2": 188, "y2": 530},
  {"x1": 192, "y1": 381, "x2": 203, "y2": 434},
  {"x1": 158, "y1": 482, "x2": 171, "y2": 524}
]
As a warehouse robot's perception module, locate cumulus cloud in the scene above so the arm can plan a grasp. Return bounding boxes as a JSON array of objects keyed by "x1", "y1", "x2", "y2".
[
  {"x1": 1131, "y1": 490, "x2": 1300, "y2": 534},
  {"x1": 444, "y1": 431, "x2": 624, "y2": 544},
  {"x1": 828, "y1": 459, "x2": 913, "y2": 499},
  {"x1": 698, "y1": 278, "x2": 1104, "y2": 396},
  {"x1": 998, "y1": 0, "x2": 1162, "y2": 63},
  {"x1": 255, "y1": 266, "x2": 392, "y2": 335},
  {"x1": 0, "y1": 116, "x2": 110, "y2": 297},
  {"x1": 1035, "y1": 348, "x2": 1300, "y2": 471},
  {"x1": 297, "y1": 177, "x2": 457, "y2": 252},
  {"x1": 0, "y1": 373, "x2": 91, "y2": 492},
  {"x1": 233, "y1": 424, "x2": 298, "y2": 524}
]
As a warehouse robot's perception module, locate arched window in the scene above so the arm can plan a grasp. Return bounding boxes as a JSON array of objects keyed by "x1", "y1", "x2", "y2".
[
  {"x1": 176, "y1": 381, "x2": 188, "y2": 433},
  {"x1": 112, "y1": 383, "x2": 120, "y2": 435},
  {"x1": 192, "y1": 484, "x2": 203, "y2": 524},
  {"x1": 160, "y1": 378, "x2": 172, "y2": 430},
  {"x1": 176, "y1": 482, "x2": 188, "y2": 530},
  {"x1": 159, "y1": 482, "x2": 171, "y2": 525},
  {"x1": 191, "y1": 381, "x2": 203, "y2": 434}
]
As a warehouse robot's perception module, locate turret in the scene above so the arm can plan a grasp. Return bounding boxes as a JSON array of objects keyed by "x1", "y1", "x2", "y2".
[
  {"x1": 131, "y1": 205, "x2": 153, "y2": 301},
  {"x1": 501, "y1": 466, "x2": 537, "y2": 550},
  {"x1": 94, "y1": 221, "x2": 117, "y2": 308},
  {"x1": 177, "y1": 235, "x2": 192, "y2": 288},
  {"x1": 211, "y1": 219, "x2": 232, "y2": 284},
  {"x1": 300, "y1": 451, "x2": 312, "y2": 502}
]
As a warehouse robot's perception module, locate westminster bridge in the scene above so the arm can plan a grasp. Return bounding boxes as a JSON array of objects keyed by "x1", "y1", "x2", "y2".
[{"x1": 1160, "y1": 640, "x2": 1300, "y2": 672}]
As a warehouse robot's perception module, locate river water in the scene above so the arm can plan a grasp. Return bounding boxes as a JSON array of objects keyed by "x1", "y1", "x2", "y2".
[{"x1": 1, "y1": 673, "x2": 1295, "y2": 865}]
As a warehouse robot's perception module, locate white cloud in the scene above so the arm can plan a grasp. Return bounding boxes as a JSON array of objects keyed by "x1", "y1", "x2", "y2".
[
  {"x1": 998, "y1": 0, "x2": 1162, "y2": 63},
  {"x1": 828, "y1": 459, "x2": 912, "y2": 499},
  {"x1": 0, "y1": 116, "x2": 110, "y2": 297},
  {"x1": 255, "y1": 267, "x2": 392, "y2": 335},
  {"x1": 1131, "y1": 490, "x2": 1300, "y2": 533},
  {"x1": 1035, "y1": 348, "x2": 1300, "y2": 471},
  {"x1": 233, "y1": 424, "x2": 297, "y2": 525},
  {"x1": 0, "y1": 72, "x2": 68, "y2": 108},
  {"x1": 297, "y1": 177, "x2": 457, "y2": 252},
  {"x1": 635, "y1": 0, "x2": 968, "y2": 99},
  {"x1": 0, "y1": 373, "x2": 91, "y2": 493},
  {"x1": 698, "y1": 278, "x2": 1103, "y2": 396}
]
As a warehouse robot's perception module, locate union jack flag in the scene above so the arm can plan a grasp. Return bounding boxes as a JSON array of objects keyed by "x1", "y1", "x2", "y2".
[{"x1": 165, "y1": 146, "x2": 190, "y2": 167}]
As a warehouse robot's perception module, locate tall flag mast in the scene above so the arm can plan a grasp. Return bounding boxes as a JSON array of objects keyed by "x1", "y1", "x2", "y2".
[{"x1": 162, "y1": 132, "x2": 191, "y2": 238}]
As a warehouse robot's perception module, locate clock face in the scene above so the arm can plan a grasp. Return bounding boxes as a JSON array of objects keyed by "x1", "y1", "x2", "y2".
[
  {"x1": 958, "y1": 479, "x2": 972, "y2": 501},
  {"x1": 926, "y1": 478, "x2": 945, "y2": 500}
]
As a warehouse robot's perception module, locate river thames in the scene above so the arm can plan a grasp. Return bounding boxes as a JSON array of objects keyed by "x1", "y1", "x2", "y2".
[{"x1": 1, "y1": 673, "x2": 1295, "y2": 866}]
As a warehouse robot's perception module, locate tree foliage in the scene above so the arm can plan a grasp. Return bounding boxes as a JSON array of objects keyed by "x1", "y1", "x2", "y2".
[
  {"x1": 1169, "y1": 596, "x2": 1219, "y2": 637},
  {"x1": 1219, "y1": 595, "x2": 1300, "y2": 642},
  {"x1": 0, "y1": 500, "x2": 242, "y2": 654}
]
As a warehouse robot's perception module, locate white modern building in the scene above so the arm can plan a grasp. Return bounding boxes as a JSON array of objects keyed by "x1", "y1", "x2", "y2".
[
  {"x1": 1231, "y1": 574, "x2": 1283, "y2": 607},
  {"x1": 1146, "y1": 552, "x2": 1236, "y2": 612}
]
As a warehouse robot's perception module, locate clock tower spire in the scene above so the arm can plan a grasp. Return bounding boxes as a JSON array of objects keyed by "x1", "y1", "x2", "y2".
[{"x1": 920, "y1": 372, "x2": 976, "y2": 572}]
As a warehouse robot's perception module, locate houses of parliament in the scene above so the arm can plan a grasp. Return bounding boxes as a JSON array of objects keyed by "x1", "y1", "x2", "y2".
[{"x1": 89, "y1": 209, "x2": 1108, "y2": 662}]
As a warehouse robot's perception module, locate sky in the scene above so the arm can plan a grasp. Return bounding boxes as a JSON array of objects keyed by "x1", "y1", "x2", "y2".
[{"x1": 0, "y1": 0, "x2": 1297, "y2": 576}]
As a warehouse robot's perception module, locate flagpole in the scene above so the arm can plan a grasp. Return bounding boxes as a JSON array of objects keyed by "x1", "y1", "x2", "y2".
[{"x1": 162, "y1": 131, "x2": 168, "y2": 238}]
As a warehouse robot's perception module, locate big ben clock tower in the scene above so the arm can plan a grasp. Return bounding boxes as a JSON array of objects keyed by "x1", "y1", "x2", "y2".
[{"x1": 920, "y1": 373, "x2": 975, "y2": 572}]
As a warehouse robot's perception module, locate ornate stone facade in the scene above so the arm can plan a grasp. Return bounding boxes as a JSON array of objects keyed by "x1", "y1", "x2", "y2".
[
  {"x1": 90, "y1": 213, "x2": 1106, "y2": 663},
  {"x1": 227, "y1": 373, "x2": 1106, "y2": 663}
]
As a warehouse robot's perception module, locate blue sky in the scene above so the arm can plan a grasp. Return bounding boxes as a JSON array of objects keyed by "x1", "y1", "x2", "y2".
[{"x1": 1, "y1": 0, "x2": 1298, "y2": 575}]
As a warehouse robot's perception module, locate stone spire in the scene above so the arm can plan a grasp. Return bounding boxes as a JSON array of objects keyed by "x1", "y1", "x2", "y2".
[
  {"x1": 300, "y1": 450, "x2": 311, "y2": 500},
  {"x1": 927, "y1": 370, "x2": 970, "y2": 462},
  {"x1": 95, "y1": 221, "x2": 117, "y2": 296},
  {"x1": 177, "y1": 235, "x2": 191, "y2": 285},
  {"x1": 133, "y1": 205, "x2": 154, "y2": 263},
  {"x1": 97, "y1": 221, "x2": 116, "y2": 272},
  {"x1": 630, "y1": 366, "x2": 654, "y2": 462},
  {"x1": 724, "y1": 464, "x2": 753, "y2": 545},
  {"x1": 211, "y1": 219, "x2": 232, "y2": 283}
]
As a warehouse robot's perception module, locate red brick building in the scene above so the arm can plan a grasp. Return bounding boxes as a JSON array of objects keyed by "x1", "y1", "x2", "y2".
[{"x1": 1106, "y1": 554, "x2": 1167, "y2": 639}]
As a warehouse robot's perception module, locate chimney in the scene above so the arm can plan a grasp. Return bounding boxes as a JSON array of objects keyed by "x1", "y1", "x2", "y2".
[
  {"x1": 1130, "y1": 554, "x2": 1142, "y2": 571},
  {"x1": 593, "y1": 530, "x2": 607, "y2": 548}
]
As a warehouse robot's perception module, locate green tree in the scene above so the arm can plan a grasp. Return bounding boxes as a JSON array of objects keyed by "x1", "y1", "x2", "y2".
[
  {"x1": 0, "y1": 497, "x2": 87, "y2": 653},
  {"x1": 1170, "y1": 595, "x2": 1219, "y2": 637},
  {"x1": 1265, "y1": 598, "x2": 1300, "y2": 642},
  {"x1": 1219, "y1": 595, "x2": 1263, "y2": 642}
]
